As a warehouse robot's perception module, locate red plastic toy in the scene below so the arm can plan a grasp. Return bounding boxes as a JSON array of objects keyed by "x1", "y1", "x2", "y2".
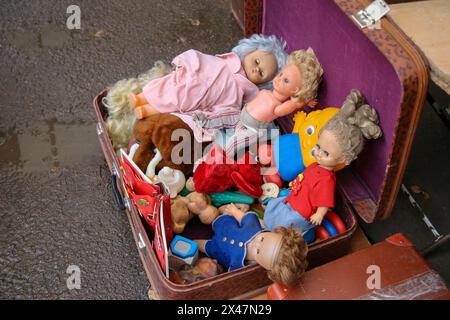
[
  {"x1": 315, "y1": 212, "x2": 346, "y2": 241},
  {"x1": 325, "y1": 211, "x2": 346, "y2": 234}
]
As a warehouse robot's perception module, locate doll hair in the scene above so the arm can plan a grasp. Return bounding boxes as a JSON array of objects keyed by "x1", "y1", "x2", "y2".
[
  {"x1": 320, "y1": 89, "x2": 383, "y2": 165},
  {"x1": 287, "y1": 48, "x2": 324, "y2": 103},
  {"x1": 103, "y1": 61, "x2": 172, "y2": 150},
  {"x1": 232, "y1": 34, "x2": 288, "y2": 89},
  {"x1": 267, "y1": 225, "x2": 308, "y2": 287}
]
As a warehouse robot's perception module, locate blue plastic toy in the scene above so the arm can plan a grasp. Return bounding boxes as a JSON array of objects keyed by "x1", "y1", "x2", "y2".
[
  {"x1": 321, "y1": 219, "x2": 338, "y2": 237},
  {"x1": 170, "y1": 235, "x2": 199, "y2": 266}
]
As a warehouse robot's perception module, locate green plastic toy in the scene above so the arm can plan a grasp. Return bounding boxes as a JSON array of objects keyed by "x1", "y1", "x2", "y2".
[{"x1": 210, "y1": 191, "x2": 255, "y2": 207}]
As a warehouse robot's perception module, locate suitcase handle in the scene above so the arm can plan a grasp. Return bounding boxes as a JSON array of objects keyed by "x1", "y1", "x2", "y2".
[{"x1": 111, "y1": 174, "x2": 126, "y2": 211}]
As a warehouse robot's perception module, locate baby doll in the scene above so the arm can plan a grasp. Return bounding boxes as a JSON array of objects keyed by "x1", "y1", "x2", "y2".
[
  {"x1": 224, "y1": 48, "x2": 323, "y2": 158},
  {"x1": 263, "y1": 89, "x2": 382, "y2": 234},
  {"x1": 195, "y1": 203, "x2": 308, "y2": 287},
  {"x1": 129, "y1": 34, "x2": 288, "y2": 143}
]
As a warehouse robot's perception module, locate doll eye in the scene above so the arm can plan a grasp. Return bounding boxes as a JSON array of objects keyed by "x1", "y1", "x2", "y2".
[
  {"x1": 310, "y1": 148, "x2": 315, "y2": 157},
  {"x1": 283, "y1": 78, "x2": 289, "y2": 84},
  {"x1": 306, "y1": 125, "x2": 315, "y2": 136},
  {"x1": 257, "y1": 249, "x2": 260, "y2": 254},
  {"x1": 255, "y1": 58, "x2": 260, "y2": 65}
]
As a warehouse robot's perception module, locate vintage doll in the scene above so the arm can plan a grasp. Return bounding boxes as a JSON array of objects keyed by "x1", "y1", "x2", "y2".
[
  {"x1": 264, "y1": 89, "x2": 382, "y2": 236},
  {"x1": 195, "y1": 203, "x2": 308, "y2": 287},
  {"x1": 129, "y1": 34, "x2": 288, "y2": 143},
  {"x1": 224, "y1": 48, "x2": 324, "y2": 158}
]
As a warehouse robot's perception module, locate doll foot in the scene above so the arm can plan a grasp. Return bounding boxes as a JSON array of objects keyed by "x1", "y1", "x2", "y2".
[{"x1": 129, "y1": 94, "x2": 139, "y2": 108}]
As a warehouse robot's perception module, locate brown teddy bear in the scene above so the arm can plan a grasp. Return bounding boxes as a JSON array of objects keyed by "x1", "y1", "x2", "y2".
[{"x1": 170, "y1": 192, "x2": 220, "y2": 234}]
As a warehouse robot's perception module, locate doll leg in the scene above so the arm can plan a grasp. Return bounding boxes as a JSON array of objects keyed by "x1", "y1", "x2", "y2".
[
  {"x1": 129, "y1": 92, "x2": 148, "y2": 107},
  {"x1": 225, "y1": 124, "x2": 258, "y2": 159},
  {"x1": 134, "y1": 104, "x2": 161, "y2": 119}
]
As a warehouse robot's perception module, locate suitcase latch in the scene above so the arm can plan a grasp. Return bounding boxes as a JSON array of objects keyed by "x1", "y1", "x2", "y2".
[
  {"x1": 138, "y1": 232, "x2": 146, "y2": 249},
  {"x1": 352, "y1": 0, "x2": 390, "y2": 29},
  {"x1": 96, "y1": 122, "x2": 104, "y2": 136}
]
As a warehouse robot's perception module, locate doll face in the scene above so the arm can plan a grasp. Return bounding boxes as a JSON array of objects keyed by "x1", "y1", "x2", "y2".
[
  {"x1": 272, "y1": 64, "x2": 302, "y2": 98},
  {"x1": 248, "y1": 232, "x2": 283, "y2": 271},
  {"x1": 242, "y1": 50, "x2": 278, "y2": 85},
  {"x1": 313, "y1": 129, "x2": 345, "y2": 170}
]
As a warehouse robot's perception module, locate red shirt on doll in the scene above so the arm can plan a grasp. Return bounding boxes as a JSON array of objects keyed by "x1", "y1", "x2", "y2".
[{"x1": 285, "y1": 162, "x2": 336, "y2": 220}]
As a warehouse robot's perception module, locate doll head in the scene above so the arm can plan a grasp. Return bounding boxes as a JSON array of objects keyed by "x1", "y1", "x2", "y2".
[
  {"x1": 232, "y1": 34, "x2": 288, "y2": 89},
  {"x1": 248, "y1": 226, "x2": 308, "y2": 287},
  {"x1": 317, "y1": 89, "x2": 383, "y2": 167},
  {"x1": 286, "y1": 48, "x2": 324, "y2": 103},
  {"x1": 267, "y1": 226, "x2": 308, "y2": 287}
]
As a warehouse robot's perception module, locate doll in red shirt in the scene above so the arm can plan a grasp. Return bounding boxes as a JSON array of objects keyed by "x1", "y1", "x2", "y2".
[{"x1": 264, "y1": 89, "x2": 382, "y2": 235}]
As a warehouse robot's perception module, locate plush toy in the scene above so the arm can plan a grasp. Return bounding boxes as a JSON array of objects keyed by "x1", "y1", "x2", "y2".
[
  {"x1": 195, "y1": 204, "x2": 308, "y2": 287},
  {"x1": 264, "y1": 89, "x2": 383, "y2": 238},
  {"x1": 130, "y1": 113, "x2": 204, "y2": 176},
  {"x1": 193, "y1": 144, "x2": 263, "y2": 198},
  {"x1": 170, "y1": 197, "x2": 194, "y2": 234},
  {"x1": 170, "y1": 192, "x2": 220, "y2": 233},
  {"x1": 224, "y1": 48, "x2": 323, "y2": 158}
]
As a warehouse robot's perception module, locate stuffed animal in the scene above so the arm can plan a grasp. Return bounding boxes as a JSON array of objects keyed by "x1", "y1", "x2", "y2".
[
  {"x1": 170, "y1": 192, "x2": 220, "y2": 233},
  {"x1": 170, "y1": 197, "x2": 194, "y2": 234},
  {"x1": 193, "y1": 144, "x2": 263, "y2": 198},
  {"x1": 131, "y1": 113, "x2": 205, "y2": 176}
]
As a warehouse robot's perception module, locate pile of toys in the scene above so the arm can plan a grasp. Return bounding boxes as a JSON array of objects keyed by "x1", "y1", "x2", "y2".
[{"x1": 104, "y1": 34, "x2": 382, "y2": 287}]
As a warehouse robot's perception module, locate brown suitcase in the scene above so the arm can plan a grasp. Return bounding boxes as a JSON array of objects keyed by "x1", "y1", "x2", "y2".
[
  {"x1": 264, "y1": 233, "x2": 450, "y2": 300},
  {"x1": 93, "y1": 0, "x2": 428, "y2": 300}
]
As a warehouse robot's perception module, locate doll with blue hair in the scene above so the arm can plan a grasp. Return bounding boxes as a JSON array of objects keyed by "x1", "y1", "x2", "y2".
[{"x1": 128, "y1": 34, "x2": 288, "y2": 143}]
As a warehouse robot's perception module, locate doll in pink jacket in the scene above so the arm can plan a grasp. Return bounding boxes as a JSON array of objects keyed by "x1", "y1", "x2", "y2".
[
  {"x1": 224, "y1": 48, "x2": 324, "y2": 158},
  {"x1": 129, "y1": 34, "x2": 288, "y2": 143}
]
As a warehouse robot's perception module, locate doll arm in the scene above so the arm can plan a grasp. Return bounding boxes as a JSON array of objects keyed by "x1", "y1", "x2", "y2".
[
  {"x1": 274, "y1": 100, "x2": 306, "y2": 118},
  {"x1": 221, "y1": 203, "x2": 245, "y2": 223},
  {"x1": 310, "y1": 207, "x2": 329, "y2": 225}
]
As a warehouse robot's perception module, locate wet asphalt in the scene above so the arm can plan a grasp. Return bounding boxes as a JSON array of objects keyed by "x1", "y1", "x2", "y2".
[
  {"x1": 0, "y1": 0, "x2": 242, "y2": 299},
  {"x1": 1, "y1": 0, "x2": 449, "y2": 300}
]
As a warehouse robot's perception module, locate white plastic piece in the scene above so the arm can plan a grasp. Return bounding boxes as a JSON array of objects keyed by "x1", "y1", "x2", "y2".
[
  {"x1": 157, "y1": 167, "x2": 186, "y2": 199},
  {"x1": 146, "y1": 148, "x2": 163, "y2": 179},
  {"x1": 128, "y1": 142, "x2": 140, "y2": 161},
  {"x1": 259, "y1": 183, "x2": 280, "y2": 203}
]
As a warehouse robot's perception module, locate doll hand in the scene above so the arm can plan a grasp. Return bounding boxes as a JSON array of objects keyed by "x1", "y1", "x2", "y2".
[
  {"x1": 310, "y1": 212, "x2": 325, "y2": 226},
  {"x1": 307, "y1": 99, "x2": 318, "y2": 108}
]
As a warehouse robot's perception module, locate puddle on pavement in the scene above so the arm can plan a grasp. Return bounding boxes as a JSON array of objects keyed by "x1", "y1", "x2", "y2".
[
  {"x1": 0, "y1": 120, "x2": 100, "y2": 173},
  {"x1": 13, "y1": 23, "x2": 72, "y2": 54}
]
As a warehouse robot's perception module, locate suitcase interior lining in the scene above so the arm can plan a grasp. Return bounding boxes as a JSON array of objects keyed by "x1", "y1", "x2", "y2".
[{"x1": 263, "y1": 0, "x2": 404, "y2": 222}]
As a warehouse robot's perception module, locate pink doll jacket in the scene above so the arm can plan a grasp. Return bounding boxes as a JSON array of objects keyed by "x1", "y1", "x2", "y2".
[{"x1": 142, "y1": 49, "x2": 259, "y2": 142}]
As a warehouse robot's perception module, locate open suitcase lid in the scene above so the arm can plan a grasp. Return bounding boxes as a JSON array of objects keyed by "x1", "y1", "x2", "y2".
[{"x1": 260, "y1": 0, "x2": 429, "y2": 222}]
